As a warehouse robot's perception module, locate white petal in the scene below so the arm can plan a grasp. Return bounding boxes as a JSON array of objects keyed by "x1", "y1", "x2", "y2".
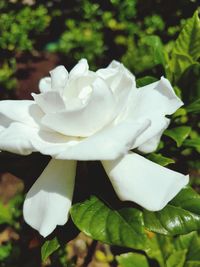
[
  {"x1": 134, "y1": 77, "x2": 183, "y2": 115},
  {"x1": 97, "y1": 60, "x2": 136, "y2": 92},
  {"x1": 41, "y1": 78, "x2": 116, "y2": 137},
  {"x1": 39, "y1": 77, "x2": 51, "y2": 93},
  {"x1": 0, "y1": 100, "x2": 42, "y2": 128},
  {"x1": 97, "y1": 61, "x2": 136, "y2": 117},
  {"x1": 137, "y1": 119, "x2": 170, "y2": 153},
  {"x1": 0, "y1": 122, "x2": 35, "y2": 155},
  {"x1": 30, "y1": 128, "x2": 79, "y2": 157},
  {"x1": 50, "y1": 65, "x2": 68, "y2": 93},
  {"x1": 102, "y1": 153, "x2": 189, "y2": 211},
  {"x1": 69, "y1": 59, "x2": 89, "y2": 78},
  {"x1": 124, "y1": 77, "x2": 183, "y2": 151},
  {"x1": 23, "y1": 159, "x2": 76, "y2": 237},
  {"x1": 32, "y1": 91, "x2": 66, "y2": 114},
  {"x1": 56, "y1": 119, "x2": 150, "y2": 160},
  {"x1": 0, "y1": 120, "x2": 76, "y2": 157},
  {"x1": 133, "y1": 117, "x2": 170, "y2": 152}
]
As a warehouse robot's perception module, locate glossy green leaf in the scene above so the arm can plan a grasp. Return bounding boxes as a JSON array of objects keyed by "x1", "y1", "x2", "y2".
[
  {"x1": 166, "y1": 250, "x2": 187, "y2": 267},
  {"x1": 116, "y1": 252, "x2": 149, "y2": 267},
  {"x1": 70, "y1": 196, "x2": 148, "y2": 250},
  {"x1": 186, "y1": 98, "x2": 200, "y2": 114},
  {"x1": 136, "y1": 76, "x2": 158, "y2": 87},
  {"x1": 164, "y1": 126, "x2": 191, "y2": 147},
  {"x1": 172, "y1": 11, "x2": 200, "y2": 60},
  {"x1": 144, "y1": 205, "x2": 200, "y2": 236},
  {"x1": 171, "y1": 187, "x2": 200, "y2": 214},
  {"x1": 41, "y1": 237, "x2": 60, "y2": 262},
  {"x1": 146, "y1": 153, "x2": 175, "y2": 166},
  {"x1": 144, "y1": 187, "x2": 200, "y2": 235}
]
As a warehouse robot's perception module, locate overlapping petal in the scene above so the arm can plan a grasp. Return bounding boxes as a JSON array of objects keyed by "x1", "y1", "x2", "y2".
[
  {"x1": 69, "y1": 58, "x2": 89, "y2": 78},
  {"x1": 0, "y1": 100, "x2": 43, "y2": 128},
  {"x1": 0, "y1": 122, "x2": 35, "y2": 155},
  {"x1": 97, "y1": 60, "x2": 136, "y2": 116},
  {"x1": 23, "y1": 159, "x2": 76, "y2": 237},
  {"x1": 102, "y1": 152, "x2": 189, "y2": 211},
  {"x1": 39, "y1": 77, "x2": 51, "y2": 93},
  {"x1": 124, "y1": 77, "x2": 183, "y2": 152},
  {"x1": 41, "y1": 78, "x2": 116, "y2": 137},
  {"x1": 50, "y1": 65, "x2": 68, "y2": 93},
  {"x1": 32, "y1": 91, "x2": 66, "y2": 114},
  {"x1": 97, "y1": 60, "x2": 136, "y2": 94},
  {"x1": 56, "y1": 119, "x2": 150, "y2": 160}
]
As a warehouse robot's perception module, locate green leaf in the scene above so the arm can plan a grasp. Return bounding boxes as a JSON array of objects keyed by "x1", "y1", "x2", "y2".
[
  {"x1": 186, "y1": 98, "x2": 200, "y2": 114},
  {"x1": 144, "y1": 205, "x2": 200, "y2": 236},
  {"x1": 145, "y1": 234, "x2": 174, "y2": 267},
  {"x1": 0, "y1": 201, "x2": 13, "y2": 224},
  {"x1": 170, "y1": 53, "x2": 195, "y2": 82},
  {"x1": 183, "y1": 138, "x2": 200, "y2": 152},
  {"x1": 167, "y1": 12, "x2": 200, "y2": 81},
  {"x1": 141, "y1": 35, "x2": 165, "y2": 66},
  {"x1": 144, "y1": 187, "x2": 200, "y2": 235},
  {"x1": 0, "y1": 243, "x2": 12, "y2": 261},
  {"x1": 41, "y1": 237, "x2": 60, "y2": 262},
  {"x1": 186, "y1": 235, "x2": 200, "y2": 261},
  {"x1": 174, "y1": 232, "x2": 198, "y2": 251},
  {"x1": 185, "y1": 261, "x2": 200, "y2": 267},
  {"x1": 178, "y1": 63, "x2": 200, "y2": 104},
  {"x1": 136, "y1": 76, "x2": 158, "y2": 87},
  {"x1": 164, "y1": 126, "x2": 191, "y2": 147},
  {"x1": 70, "y1": 196, "x2": 148, "y2": 250},
  {"x1": 173, "y1": 11, "x2": 200, "y2": 60},
  {"x1": 171, "y1": 187, "x2": 200, "y2": 214},
  {"x1": 166, "y1": 250, "x2": 187, "y2": 267},
  {"x1": 146, "y1": 153, "x2": 175, "y2": 166},
  {"x1": 116, "y1": 252, "x2": 149, "y2": 267}
]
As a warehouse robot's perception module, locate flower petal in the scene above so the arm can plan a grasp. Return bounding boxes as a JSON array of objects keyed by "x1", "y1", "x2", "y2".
[
  {"x1": 0, "y1": 100, "x2": 42, "y2": 128},
  {"x1": 23, "y1": 159, "x2": 76, "y2": 237},
  {"x1": 97, "y1": 60, "x2": 136, "y2": 93},
  {"x1": 50, "y1": 65, "x2": 68, "y2": 93},
  {"x1": 125, "y1": 77, "x2": 183, "y2": 152},
  {"x1": 69, "y1": 58, "x2": 89, "y2": 78},
  {"x1": 32, "y1": 91, "x2": 66, "y2": 114},
  {"x1": 133, "y1": 117, "x2": 170, "y2": 153},
  {"x1": 97, "y1": 60, "x2": 136, "y2": 117},
  {"x1": 0, "y1": 122, "x2": 35, "y2": 155},
  {"x1": 56, "y1": 119, "x2": 150, "y2": 160},
  {"x1": 30, "y1": 129, "x2": 79, "y2": 157},
  {"x1": 137, "y1": 118, "x2": 170, "y2": 153},
  {"x1": 39, "y1": 77, "x2": 51, "y2": 93},
  {"x1": 102, "y1": 152, "x2": 189, "y2": 211},
  {"x1": 41, "y1": 78, "x2": 116, "y2": 137}
]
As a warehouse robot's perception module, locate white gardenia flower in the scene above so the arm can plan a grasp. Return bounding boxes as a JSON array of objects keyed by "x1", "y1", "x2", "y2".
[{"x1": 0, "y1": 59, "x2": 189, "y2": 237}]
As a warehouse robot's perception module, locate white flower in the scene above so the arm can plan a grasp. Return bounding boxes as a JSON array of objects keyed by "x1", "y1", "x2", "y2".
[{"x1": 0, "y1": 59, "x2": 189, "y2": 237}]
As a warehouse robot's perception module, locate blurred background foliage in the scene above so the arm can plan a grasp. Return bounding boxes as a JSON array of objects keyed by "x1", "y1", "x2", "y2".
[
  {"x1": 0, "y1": 0, "x2": 199, "y2": 90},
  {"x1": 0, "y1": 0, "x2": 200, "y2": 266}
]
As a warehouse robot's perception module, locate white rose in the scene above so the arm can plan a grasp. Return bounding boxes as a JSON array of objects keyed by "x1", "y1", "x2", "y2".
[{"x1": 0, "y1": 59, "x2": 189, "y2": 237}]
